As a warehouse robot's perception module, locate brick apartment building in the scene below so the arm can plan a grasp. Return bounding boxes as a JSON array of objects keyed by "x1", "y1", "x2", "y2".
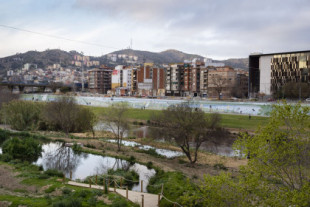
[{"x1": 88, "y1": 66, "x2": 112, "y2": 94}]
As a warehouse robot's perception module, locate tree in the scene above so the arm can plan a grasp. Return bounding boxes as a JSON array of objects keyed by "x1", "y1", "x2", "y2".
[
  {"x1": 1, "y1": 100, "x2": 42, "y2": 130},
  {"x1": 43, "y1": 96, "x2": 96, "y2": 135},
  {"x1": 0, "y1": 86, "x2": 19, "y2": 109},
  {"x1": 235, "y1": 101, "x2": 310, "y2": 191},
  {"x1": 2, "y1": 137, "x2": 42, "y2": 162},
  {"x1": 209, "y1": 74, "x2": 231, "y2": 99},
  {"x1": 101, "y1": 102, "x2": 130, "y2": 151},
  {"x1": 180, "y1": 102, "x2": 310, "y2": 206},
  {"x1": 151, "y1": 102, "x2": 223, "y2": 164}
]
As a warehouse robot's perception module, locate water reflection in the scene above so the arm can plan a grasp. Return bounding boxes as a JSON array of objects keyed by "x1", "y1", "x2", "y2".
[{"x1": 35, "y1": 142, "x2": 155, "y2": 192}]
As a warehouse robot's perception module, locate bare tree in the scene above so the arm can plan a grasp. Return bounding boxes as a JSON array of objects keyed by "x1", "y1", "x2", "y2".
[
  {"x1": 0, "y1": 86, "x2": 19, "y2": 109},
  {"x1": 43, "y1": 96, "x2": 79, "y2": 135},
  {"x1": 151, "y1": 102, "x2": 224, "y2": 164},
  {"x1": 102, "y1": 102, "x2": 130, "y2": 151},
  {"x1": 209, "y1": 75, "x2": 231, "y2": 99}
]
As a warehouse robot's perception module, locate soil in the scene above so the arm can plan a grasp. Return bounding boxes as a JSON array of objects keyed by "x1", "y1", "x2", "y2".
[{"x1": 0, "y1": 164, "x2": 36, "y2": 193}]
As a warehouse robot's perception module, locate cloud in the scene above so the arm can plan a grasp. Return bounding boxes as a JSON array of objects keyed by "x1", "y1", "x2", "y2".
[{"x1": 1, "y1": 0, "x2": 310, "y2": 58}]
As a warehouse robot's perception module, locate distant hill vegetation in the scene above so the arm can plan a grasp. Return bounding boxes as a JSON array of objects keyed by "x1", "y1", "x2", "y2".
[{"x1": 0, "y1": 49, "x2": 248, "y2": 75}]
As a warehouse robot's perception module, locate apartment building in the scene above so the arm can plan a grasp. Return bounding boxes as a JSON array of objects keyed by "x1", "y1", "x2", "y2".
[
  {"x1": 165, "y1": 63, "x2": 184, "y2": 96},
  {"x1": 249, "y1": 50, "x2": 310, "y2": 96},
  {"x1": 88, "y1": 66, "x2": 112, "y2": 94},
  {"x1": 111, "y1": 65, "x2": 132, "y2": 95},
  {"x1": 207, "y1": 67, "x2": 237, "y2": 99}
]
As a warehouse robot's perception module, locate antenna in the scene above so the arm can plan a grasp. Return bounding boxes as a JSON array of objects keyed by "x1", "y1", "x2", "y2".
[{"x1": 130, "y1": 38, "x2": 133, "y2": 49}]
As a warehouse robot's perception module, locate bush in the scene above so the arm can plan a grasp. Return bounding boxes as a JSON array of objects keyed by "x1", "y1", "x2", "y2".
[
  {"x1": 146, "y1": 161, "x2": 153, "y2": 169},
  {"x1": 43, "y1": 97, "x2": 96, "y2": 134},
  {"x1": 62, "y1": 188, "x2": 72, "y2": 195},
  {"x1": 213, "y1": 163, "x2": 228, "y2": 171},
  {"x1": 128, "y1": 156, "x2": 136, "y2": 165},
  {"x1": 1, "y1": 100, "x2": 43, "y2": 130},
  {"x1": 111, "y1": 199, "x2": 129, "y2": 207},
  {"x1": 44, "y1": 169, "x2": 64, "y2": 177},
  {"x1": 2, "y1": 137, "x2": 42, "y2": 162},
  {"x1": 45, "y1": 185, "x2": 57, "y2": 193}
]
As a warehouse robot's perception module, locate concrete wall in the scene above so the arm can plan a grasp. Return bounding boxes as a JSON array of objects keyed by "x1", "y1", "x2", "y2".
[{"x1": 259, "y1": 55, "x2": 272, "y2": 95}]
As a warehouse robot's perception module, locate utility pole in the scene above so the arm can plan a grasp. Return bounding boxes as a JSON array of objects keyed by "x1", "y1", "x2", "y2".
[{"x1": 81, "y1": 52, "x2": 85, "y2": 92}]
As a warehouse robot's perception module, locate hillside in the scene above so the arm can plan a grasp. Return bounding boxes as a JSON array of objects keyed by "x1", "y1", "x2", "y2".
[{"x1": 0, "y1": 49, "x2": 249, "y2": 75}]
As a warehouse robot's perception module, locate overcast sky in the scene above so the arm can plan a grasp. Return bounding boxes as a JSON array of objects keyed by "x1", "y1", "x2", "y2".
[{"x1": 0, "y1": 0, "x2": 310, "y2": 59}]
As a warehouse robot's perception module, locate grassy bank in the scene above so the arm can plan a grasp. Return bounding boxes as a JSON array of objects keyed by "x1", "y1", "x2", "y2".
[
  {"x1": 89, "y1": 106, "x2": 269, "y2": 131},
  {"x1": 0, "y1": 161, "x2": 139, "y2": 207}
]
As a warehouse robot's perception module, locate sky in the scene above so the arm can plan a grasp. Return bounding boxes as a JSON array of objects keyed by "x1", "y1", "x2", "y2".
[{"x1": 0, "y1": 0, "x2": 310, "y2": 60}]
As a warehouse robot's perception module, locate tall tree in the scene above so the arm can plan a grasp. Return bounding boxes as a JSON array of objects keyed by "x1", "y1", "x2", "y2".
[
  {"x1": 152, "y1": 102, "x2": 223, "y2": 164},
  {"x1": 101, "y1": 102, "x2": 130, "y2": 151}
]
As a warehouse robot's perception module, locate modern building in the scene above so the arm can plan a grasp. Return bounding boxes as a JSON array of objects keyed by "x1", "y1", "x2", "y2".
[
  {"x1": 249, "y1": 50, "x2": 310, "y2": 97},
  {"x1": 111, "y1": 65, "x2": 132, "y2": 95},
  {"x1": 88, "y1": 67, "x2": 112, "y2": 94}
]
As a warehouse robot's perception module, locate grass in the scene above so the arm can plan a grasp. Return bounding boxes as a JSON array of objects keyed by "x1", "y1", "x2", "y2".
[
  {"x1": 147, "y1": 171, "x2": 189, "y2": 207},
  {"x1": 0, "y1": 160, "x2": 139, "y2": 207},
  {"x1": 89, "y1": 106, "x2": 269, "y2": 131}
]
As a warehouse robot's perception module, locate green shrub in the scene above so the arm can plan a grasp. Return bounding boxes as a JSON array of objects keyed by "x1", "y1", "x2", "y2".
[
  {"x1": 44, "y1": 169, "x2": 63, "y2": 177},
  {"x1": 146, "y1": 161, "x2": 153, "y2": 169},
  {"x1": 2, "y1": 137, "x2": 42, "y2": 162},
  {"x1": 111, "y1": 199, "x2": 129, "y2": 207},
  {"x1": 213, "y1": 163, "x2": 228, "y2": 171},
  {"x1": 1, "y1": 100, "x2": 43, "y2": 130},
  {"x1": 45, "y1": 185, "x2": 56, "y2": 193},
  {"x1": 128, "y1": 155, "x2": 136, "y2": 164},
  {"x1": 62, "y1": 188, "x2": 72, "y2": 195}
]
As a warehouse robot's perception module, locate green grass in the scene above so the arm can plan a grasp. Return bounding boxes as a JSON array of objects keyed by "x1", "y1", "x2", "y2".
[
  {"x1": 0, "y1": 161, "x2": 141, "y2": 207},
  {"x1": 89, "y1": 106, "x2": 269, "y2": 131},
  {"x1": 220, "y1": 114, "x2": 269, "y2": 130},
  {"x1": 147, "y1": 171, "x2": 189, "y2": 207}
]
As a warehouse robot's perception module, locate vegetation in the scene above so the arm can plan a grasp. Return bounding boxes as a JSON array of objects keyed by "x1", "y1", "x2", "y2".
[
  {"x1": 100, "y1": 102, "x2": 130, "y2": 151},
  {"x1": 43, "y1": 96, "x2": 96, "y2": 135},
  {"x1": 2, "y1": 137, "x2": 42, "y2": 162},
  {"x1": 0, "y1": 86, "x2": 19, "y2": 109},
  {"x1": 0, "y1": 160, "x2": 140, "y2": 207},
  {"x1": 179, "y1": 102, "x2": 310, "y2": 206},
  {"x1": 151, "y1": 102, "x2": 225, "y2": 164},
  {"x1": 90, "y1": 106, "x2": 269, "y2": 130},
  {"x1": 84, "y1": 168, "x2": 139, "y2": 190},
  {"x1": 1, "y1": 100, "x2": 42, "y2": 130},
  {"x1": 147, "y1": 171, "x2": 189, "y2": 207}
]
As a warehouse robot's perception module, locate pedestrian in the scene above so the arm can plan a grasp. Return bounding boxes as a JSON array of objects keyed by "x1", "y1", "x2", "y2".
[{"x1": 249, "y1": 114, "x2": 251, "y2": 120}]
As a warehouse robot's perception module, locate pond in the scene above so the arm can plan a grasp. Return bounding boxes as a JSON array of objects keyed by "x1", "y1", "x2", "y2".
[
  {"x1": 102, "y1": 123, "x2": 239, "y2": 157},
  {"x1": 1, "y1": 142, "x2": 155, "y2": 192},
  {"x1": 106, "y1": 139, "x2": 184, "y2": 158}
]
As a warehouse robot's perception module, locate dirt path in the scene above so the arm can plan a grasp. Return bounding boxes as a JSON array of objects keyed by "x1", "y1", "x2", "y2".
[{"x1": 68, "y1": 181, "x2": 160, "y2": 207}]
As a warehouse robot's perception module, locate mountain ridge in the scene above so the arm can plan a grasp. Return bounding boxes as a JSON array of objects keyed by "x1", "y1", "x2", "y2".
[{"x1": 0, "y1": 49, "x2": 248, "y2": 75}]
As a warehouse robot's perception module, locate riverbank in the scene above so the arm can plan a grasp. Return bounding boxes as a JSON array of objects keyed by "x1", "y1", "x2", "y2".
[
  {"x1": 88, "y1": 106, "x2": 269, "y2": 131},
  {"x1": 40, "y1": 131, "x2": 247, "y2": 180}
]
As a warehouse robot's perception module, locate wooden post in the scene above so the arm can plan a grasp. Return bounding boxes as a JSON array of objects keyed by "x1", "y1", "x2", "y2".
[
  {"x1": 174, "y1": 203, "x2": 176, "y2": 207},
  {"x1": 69, "y1": 171, "x2": 72, "y2": 180},
  {"x1": 141, "y1": 180, "x2": 143, "y2": 192},
  {"x1": 114, "y1": 180, "x2": 116, "y2": 192},
  {"x1": 126, "y1": 187, "x2": 128, "y2": 199},
  {"x1": 158, "y1": 193, "x2": 160, "y2": 207},
  {"x1": 120, "y1": 178, "x2": 123, "y2": 188},
  {"x1": 141, "y1": 195, "x2": 144, "y2": 207},
  {"x1": 63, "y1": 174, "x2": 65, "y2": 183},
  {"x1": 161, "y1": 184, "x2": 164, "y2": 194},
  {"x1": 95, "y1": 175, "x2": 97, "y2": 185},
  {"x1": 103, "y1": 179, "x2": 106, "y2": 192}
]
